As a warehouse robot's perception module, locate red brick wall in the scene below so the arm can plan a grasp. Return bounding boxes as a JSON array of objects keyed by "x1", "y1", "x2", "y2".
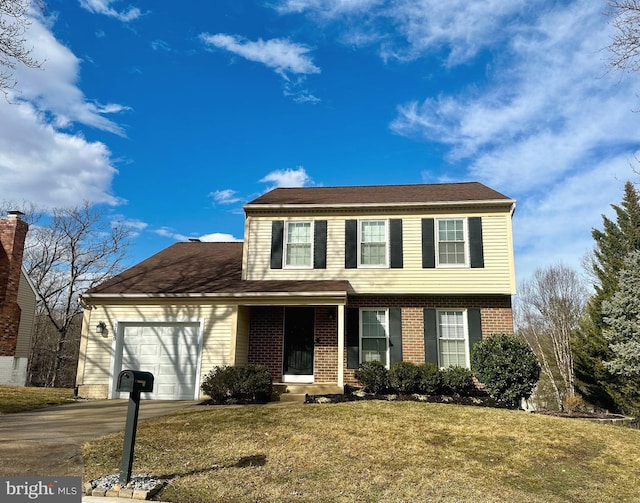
[
  {"x1": 343, "y1": 295, "x2": 513, "y2": 386},
  {"x1": 248, "y1": 306, "x2": 284, "y2": 381},
  {"x1": 314, "y1": 306, "x2": 338, "y2": 383},
  {"x1": 0, "y1": 214, "x2": 28, "y2": 357},
  {"x1": 247, "y1": 296, "x2": 513, "y2": 386}
]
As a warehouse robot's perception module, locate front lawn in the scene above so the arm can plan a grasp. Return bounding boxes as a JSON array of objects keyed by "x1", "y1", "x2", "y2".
[
  {"x1": 83, "y1": 401, "x2": 640, "y2": 503},
  {"x1": 0, "y1": 385, "x2": 75, "y2": 414}
]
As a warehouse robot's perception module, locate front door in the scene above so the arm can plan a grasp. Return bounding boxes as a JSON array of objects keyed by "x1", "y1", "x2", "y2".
[{"x1": 283, "y1": 307, "x2": 314, "y2": 383}]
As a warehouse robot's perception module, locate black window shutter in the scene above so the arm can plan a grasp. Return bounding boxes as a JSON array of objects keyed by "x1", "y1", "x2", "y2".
[
  {"x1": 346, "y1": 308, "x2": 360, "y2": 369},
  {"x1": 390, "y1": 219, "x2": 403, "y2": 269},
  {"x1": 345, "y1": 220, "x2": 357, "y2": 269},
  {"x1": 423, "y1": 308, "x2": 438, "y2": 365},
  {"x1": 314, "y1": 220, "x2": 327, "y2": 269},
  {"x1": 468, "y1": 308, "x2": 482, "y2": 353},
  {"x1": 270, "y1": 221, "x2": 284, "y2": 269},
  {"x1": 422, "y1": 218, "x2": 435, "y2": 268},
  {"x1": 389, "y1": 308, "x2": 402, "y2": 363},
  {"x1": 469, "y1": 217, "x2": 484, "y2": 268}
]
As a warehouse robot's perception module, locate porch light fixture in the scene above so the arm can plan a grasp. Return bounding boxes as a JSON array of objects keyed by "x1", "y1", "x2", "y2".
[{"x1": 96, "y1": 321, "x2": 107, "y2": 335}]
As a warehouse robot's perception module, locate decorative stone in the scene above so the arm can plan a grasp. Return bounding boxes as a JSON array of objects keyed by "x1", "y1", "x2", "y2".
[{"x1": 91, "y1": 488, "x2": 107, "y2": 497}]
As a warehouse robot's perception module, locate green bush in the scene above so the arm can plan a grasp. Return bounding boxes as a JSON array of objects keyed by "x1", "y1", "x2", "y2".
[
  {"x1": 417, "y1": 363, "x2": 443, "y2": 394},
  {"x1": 201, "y1": 364, "x2": 273, "y2": 404},
  {"x1": 354, "y1": 361, "x2": 390, "y2": 394},
  {"x1": 440, "y1": 366, "x2": 475, "y2": 396},
  {"x1": 389, "y1": 361, "x2": 421, "y2": 393},
  {"x1": 471, "y1": 333, "x2": 540, "y2": 408}
]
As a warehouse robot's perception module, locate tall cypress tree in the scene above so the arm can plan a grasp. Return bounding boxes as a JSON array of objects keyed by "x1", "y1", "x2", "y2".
[{"x1": 573, "y1": 181, "x2": 640, "y2": 413}]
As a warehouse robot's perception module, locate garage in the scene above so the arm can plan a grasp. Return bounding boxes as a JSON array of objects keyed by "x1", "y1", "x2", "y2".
[{"x1": 114, "y1": 322, "x2": 201, "y2": 400}]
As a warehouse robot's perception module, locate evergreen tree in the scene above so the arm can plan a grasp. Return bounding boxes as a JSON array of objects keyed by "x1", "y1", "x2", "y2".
[
  {"x1": 603, "y1": 250, "x2": 640, "y2": 378},
  {"x1": 573, "y1": 181, "x2": 640, "y2": 413}
]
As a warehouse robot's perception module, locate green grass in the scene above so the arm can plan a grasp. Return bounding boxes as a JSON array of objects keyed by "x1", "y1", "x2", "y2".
[
  {"x1": 83, "y1": 401, "x2": 640, "y2": 503},
  {"x1": 0, "y1": 385, "x2": 75, "y2": 414}
]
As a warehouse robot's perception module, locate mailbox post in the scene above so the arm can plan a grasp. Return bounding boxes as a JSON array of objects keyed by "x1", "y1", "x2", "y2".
[{"x1": 116, "y1": 370, "x2": 154, "y2": 486}]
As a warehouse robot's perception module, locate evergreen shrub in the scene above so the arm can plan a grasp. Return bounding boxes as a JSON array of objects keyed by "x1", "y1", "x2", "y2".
[
  {"x1": 471, "y1": 333, "x2": 540, "y2": 408},
  {"x1": 201, "y1": 364, "x2": 273, "y2": 404}
]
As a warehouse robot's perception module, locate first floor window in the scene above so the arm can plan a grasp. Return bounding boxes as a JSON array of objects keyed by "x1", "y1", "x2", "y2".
[
  {"x1": 285, "y1": 221, "x2": 312, "y2": 267},
  {"x1": 360, "y1": 309, "x2": 389, "y2": 365},
  {"x1": 438, "y1": 310, "x2": 468, "y2": 367}
]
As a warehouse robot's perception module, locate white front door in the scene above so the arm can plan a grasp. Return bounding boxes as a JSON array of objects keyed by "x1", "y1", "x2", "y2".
[{"x1": 115, "y1": 322, "x2": 200, "y2": 400}]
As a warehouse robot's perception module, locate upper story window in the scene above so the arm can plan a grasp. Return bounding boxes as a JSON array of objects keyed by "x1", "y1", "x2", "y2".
[
  {"x1": 437, "y1": 218, "x2": 468, "y2": 267},
  {"x1": 285, "y1": 221, "x2": 313, "y2": 268},
  {"x1": 359, "y1": 220, "x2": 388, "y2": 267}
]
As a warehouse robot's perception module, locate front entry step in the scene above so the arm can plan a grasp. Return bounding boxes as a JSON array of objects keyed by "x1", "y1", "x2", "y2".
[{"x1": 273, "y1": 383, "x2": 344, "y2": 403}]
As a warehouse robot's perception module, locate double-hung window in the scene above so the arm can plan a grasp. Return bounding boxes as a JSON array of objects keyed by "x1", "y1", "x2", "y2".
[
  {"x1": 360, "y1": 309, "x2": 389, "y2": 366},
  {"x1": 359, "y1": 220, "x2": 388, "y2": 267},
  {"x1": 437, "y1": 218, "x2": 467, "y2": 266},
  {"x1": 285, "y1": 221, "x2": 312, "y2": 268},
  {"x1": 437, "y1": 310, "x2": 469, "y2": 368}
]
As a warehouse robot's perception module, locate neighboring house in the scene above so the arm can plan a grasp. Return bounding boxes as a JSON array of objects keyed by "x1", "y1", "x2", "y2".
[
  {"x1": 76, "y1": 182, "x2": 516, "y2": 400},
  {"x1": 0, "y1": 212, "x2": 33, "y2": 386}
]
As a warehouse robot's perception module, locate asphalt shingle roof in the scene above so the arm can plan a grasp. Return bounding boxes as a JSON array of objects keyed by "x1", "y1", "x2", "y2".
[
  {"x1": 246, "y1": 182, "x2": 511, "y2": 206},
  {"x1": 86, "y1": 242, "x2": 349, "y2": 296}
]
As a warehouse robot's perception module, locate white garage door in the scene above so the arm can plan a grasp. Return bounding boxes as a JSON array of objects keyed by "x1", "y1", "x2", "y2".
[{"x1": 116, "y1": 322, "x2": 200, "y2": 400}]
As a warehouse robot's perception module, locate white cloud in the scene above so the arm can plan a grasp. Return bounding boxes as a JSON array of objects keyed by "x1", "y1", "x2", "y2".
[
  {"x1": 210, "y1": 189, "x2": 241, "y2": 205},
  {"x1": 0, "y1": 7, "x2": 126, "y2": 209},
  {"x1": 384, "y1": 0, "x2": 640, "y2": 281},
  {"x1": 199, "y1": 33, "x2": 320, "y2": 78},
  {"x1": 78, "y1": 0, "x2": 142, "y2": 22},
  {"x1": 199, "y1": 233, "x2": 242, "y2": 242},
  {"x1": 13, "y1": 10, "x2": 129, "y2": 135},
  {"x1": 275, "y1": 0, "x2": 383, "y2": 16},
  {"x1": 275, "y1": 0, "x2": 529, "y2": 65},
  {"x1": 154, "y1": 227, "x2": 241, "y2": 242},
  {"x1": 151, "y1": 40, "x2": 172, "y2": 52},
  {"x1": 260, "y1": 167, "x2": 313, "y2": 189}
]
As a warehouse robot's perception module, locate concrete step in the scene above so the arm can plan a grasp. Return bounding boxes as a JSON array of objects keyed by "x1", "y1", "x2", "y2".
[{"x1": 273, "y1": 383, "x2": 343, "y2": 403}]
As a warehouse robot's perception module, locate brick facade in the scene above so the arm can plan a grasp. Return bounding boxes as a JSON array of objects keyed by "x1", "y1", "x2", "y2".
[
  {"x1": 0, "y1": 213, "x2": 28, "y2": 357},
  {"x1": 248, "y1": 295, "x2": 513, "y2": 385}
]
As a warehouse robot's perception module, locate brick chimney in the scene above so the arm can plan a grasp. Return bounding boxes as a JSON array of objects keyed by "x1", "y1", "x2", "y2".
[{"x1": 0, "y1": 211, "x2": 29, "y2": 356}]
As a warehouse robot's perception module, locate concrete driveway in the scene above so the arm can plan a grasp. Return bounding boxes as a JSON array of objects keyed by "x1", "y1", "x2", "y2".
[{"x1": 0, "y1": 399, "x2": 199, "y2": 476}]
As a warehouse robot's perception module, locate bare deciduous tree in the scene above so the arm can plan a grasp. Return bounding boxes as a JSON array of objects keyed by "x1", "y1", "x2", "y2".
[
  {"x1": 516, "y1": 264, "x2": 589, "y2": 410},
  {"x1": 0, "y1": 0, "x2": 41, "y2": 94},
  {"x1": 22, "y1": 203, "x2": 131, "y2": 387}
]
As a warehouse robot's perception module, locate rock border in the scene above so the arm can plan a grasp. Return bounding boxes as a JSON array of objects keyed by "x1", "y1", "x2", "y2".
[{"x1": 84, "y1": 475, "x2": 167, "y2": 500}]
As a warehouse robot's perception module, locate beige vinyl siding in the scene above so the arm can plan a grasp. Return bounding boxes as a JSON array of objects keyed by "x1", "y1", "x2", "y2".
[
  {"x1": 15, "y1": 270, "x2": 36, "y2": 358},
  {"x1": 233, "y1": 305, "x2": 250, "y2": 366},
  {"x1": 244, "y1": 212, "x2": 515, "y2": 295},
  {"x1": 79, "y1": 302, "x2": 234, "y2": 386}
]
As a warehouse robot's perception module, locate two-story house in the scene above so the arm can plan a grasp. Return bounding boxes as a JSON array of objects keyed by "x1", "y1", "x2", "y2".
[{"x1": 76, "y1": 182, "x2": 516, "y2": 400}]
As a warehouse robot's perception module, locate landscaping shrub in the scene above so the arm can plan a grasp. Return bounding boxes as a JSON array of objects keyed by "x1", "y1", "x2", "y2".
[
  {"x1": 440, "y1": 366, "x2": 475, "y2": 396},
  {"x1": 389, "y1": 361, "x2": 421, "y2": 393},
  {"x1": 201, "y1": 364, "x2": 273, "y2": 404},
  {"x1": 471, "y1": 333, "x2": 540, "y2": 408},
  {"x1": 354, "y1": 361, "x2": 389, "y2": 394},
  {"x1": 417, "y1": 363, "x2": 443, "y2": 394}
]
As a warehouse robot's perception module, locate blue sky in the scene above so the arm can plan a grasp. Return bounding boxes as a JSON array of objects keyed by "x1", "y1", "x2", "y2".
[{"x1": 1, "y1": 0, "x2": 639, "y2": 284}]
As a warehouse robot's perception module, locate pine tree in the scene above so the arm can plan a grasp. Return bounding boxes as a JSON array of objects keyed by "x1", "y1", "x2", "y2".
[
  {"x1": 603, "y1": 250, "x2": 640, "y2": 378},
  {"x1": 573, "y1": 181, "x2": 640, "y2": 413}
]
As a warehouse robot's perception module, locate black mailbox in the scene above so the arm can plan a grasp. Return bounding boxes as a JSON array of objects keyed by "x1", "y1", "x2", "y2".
[{"x1": 117, "y1": 370, "x2": 154, "y2": 393}]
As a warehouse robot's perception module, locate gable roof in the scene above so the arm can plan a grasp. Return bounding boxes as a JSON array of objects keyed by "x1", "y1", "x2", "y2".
[
  {"x1": 84, "y1": 242, "x2": 349, "y2": 297},
  {"x1": 246, "y1": 182, "x2": 512, "y2": 207}
]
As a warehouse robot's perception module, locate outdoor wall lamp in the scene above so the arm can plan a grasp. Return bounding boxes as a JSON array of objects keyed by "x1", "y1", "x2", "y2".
[{"x1": 96, "y1": 321, "x2": 107, "y2": 335}]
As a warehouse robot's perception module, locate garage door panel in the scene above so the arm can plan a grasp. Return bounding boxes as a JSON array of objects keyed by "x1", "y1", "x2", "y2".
[{"x1": 118, "y1": 323, "x2": 200, "y2": 400}]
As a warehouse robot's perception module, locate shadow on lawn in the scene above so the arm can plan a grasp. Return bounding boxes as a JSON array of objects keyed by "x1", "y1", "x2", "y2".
[{"x1": 158, "y1": 454, "x2": 267, "y2": 479}]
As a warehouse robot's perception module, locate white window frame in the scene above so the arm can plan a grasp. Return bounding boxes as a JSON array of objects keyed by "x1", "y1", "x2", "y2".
[
  {"x1": 435, "y1": 218, "x2": 469, "y2": 268},
  {"x1": 436, "y1": 309, "x2": 470, "y2": 369},
  {"x1": 357, "y1": 219, "x2": 389, "y2": 268},
  {"x1": 284, "y1": 221, "x2": 314, "y2": 269},
  {"x1": 359, "y1": 308, "x2": 390, "y2": 368}
]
